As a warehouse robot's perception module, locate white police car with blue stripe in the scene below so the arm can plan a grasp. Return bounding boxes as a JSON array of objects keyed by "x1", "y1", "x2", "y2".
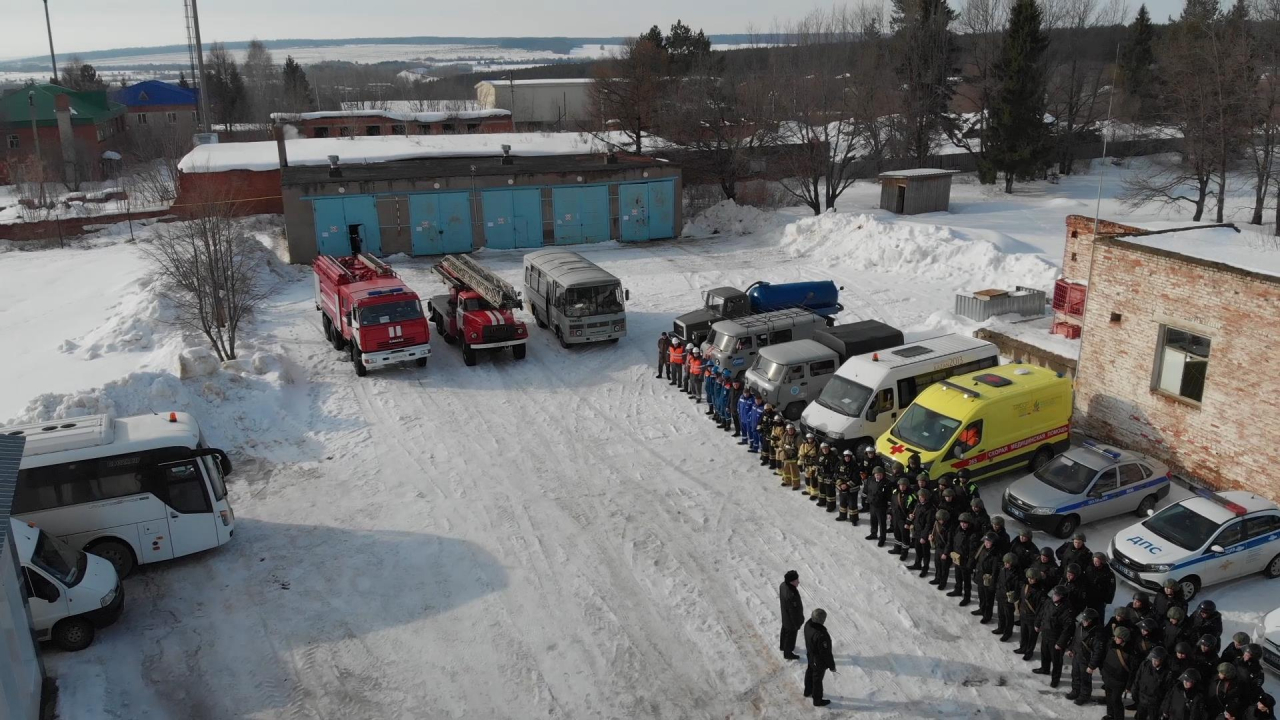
[
  {"x1": 1001, "y1": 440, "x2": 1170, "y2": 538},
  {"x1": 1109, "y1": 488, "x2": 1280, "y2": 601}
]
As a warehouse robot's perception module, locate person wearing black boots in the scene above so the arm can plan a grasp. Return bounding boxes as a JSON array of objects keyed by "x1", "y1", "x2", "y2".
[
  {"x1": 1017, "y1": 568, "x2": 1048, "y2": 662},
  {"x1": 948, "y1": 513, "x2": 981, "y2": 606},
  {"x1": 1130, "y1": 645, "x2": 1173, "y2": 720},
  {"x1": 865, "y1": 466, "x2": 892, "y2": 542},
  {"x1": 929, "y1": 508, "x2": 956, "y2": 590},
  {"x1": 995, "y1": 553, "x2": 1023, "y2": 642},
  {"x1": 910, "y1": 489, "x2": 937, "y2": 577},
  {"x1": 1101, "y1": 627, "x2": 1135, "y2": 720},
  {"x1": 1033, "y1": 585, "x2": 1075, "y2": 688},
  {"x1": 889, "y1": 476, "x2": 914, "y2": 559},
  {"x1": 972, "y1": 533, "x2": 1001, "y2": 623},
  {"x1": 1066, "y1": 608, "x2": 1106, "y2": 706}
]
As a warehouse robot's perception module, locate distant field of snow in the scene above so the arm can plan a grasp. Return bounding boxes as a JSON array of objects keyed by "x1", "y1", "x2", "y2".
[{"x1": 5, "y1": 158, "x2": 1276, "y2": 719}]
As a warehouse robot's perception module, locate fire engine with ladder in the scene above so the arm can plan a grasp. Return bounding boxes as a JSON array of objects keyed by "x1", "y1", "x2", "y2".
[
  {"x1": 314, "y1": 253, "x2": 431, "y2": 376},
  {"x1": 428, "y1": 255, "x2": 528, "y2": 366}
]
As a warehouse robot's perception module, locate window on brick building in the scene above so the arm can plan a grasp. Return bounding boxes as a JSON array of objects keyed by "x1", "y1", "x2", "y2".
[
  {"x1": 1154, "y1": 326, "x2": 1211, "y2": 403},
  {"x1": 6, "y1": 134, "x2": 17, "y2": 149},
  {"x1": 167, "y1": 112, "x2": 178, "y2": 123},
  {"x1": 339, "y1": 126, "x2": 352, "y2": 137},
  {"x1": 391, "y1": 124, "x2": 406, "y2": 135},
  {"x1": 417, "y1": 124, "x2": 432, "y2": 134},
  {"x1": 314, "y1": 127, "x2": 330, "y2": 138},
  {"x1": 466, "y1": 123, "x2": 480, "y2": 133},
  {"x1": 138, "y1": 113, "x2": 148, "y2": 125},
  {"x1": 441, "y1": 123, "x2": 456, "y2": 134},
  {"x1": 365, "y1": 125, "x2": 381, "y2": 136}
]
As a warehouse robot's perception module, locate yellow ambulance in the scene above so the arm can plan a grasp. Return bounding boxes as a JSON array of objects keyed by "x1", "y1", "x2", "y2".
[{"x1": 875, "y1": 364, "x2": 1073, "y2": 482}]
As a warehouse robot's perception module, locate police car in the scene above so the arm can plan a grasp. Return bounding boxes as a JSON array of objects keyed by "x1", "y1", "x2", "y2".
[
  {"x1": 1258, "y1": 607, "x2": 1280, "y2": 676},
  {"x1": 1001, "y1": 441, "x2": 1171, "y2": 538},
  {"x1": 1109, "y1": 488, "x2": 1280, "y2": 600}
]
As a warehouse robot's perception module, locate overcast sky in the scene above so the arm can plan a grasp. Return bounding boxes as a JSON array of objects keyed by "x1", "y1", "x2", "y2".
[{"x1": 7, "y1": 0, "x2": 1176, "y2": 61}]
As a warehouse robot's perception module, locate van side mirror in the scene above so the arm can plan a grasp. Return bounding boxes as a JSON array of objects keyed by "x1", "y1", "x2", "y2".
[
  {"x1": 196, "y1": 448, "x2": 234, "y2": 477},
  {"x1": 1209, "y1": 544, "x2": 1225, "y2": 555},
  {"x1": 865, "y1": 406, "x2": 877, "y2": 422}
]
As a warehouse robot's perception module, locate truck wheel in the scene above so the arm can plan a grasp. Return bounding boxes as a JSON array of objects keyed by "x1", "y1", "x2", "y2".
[
  {"x1": 87, "y1": 539, "x2": 135, "y2": 579},
  {"x1": 52, "y1": 617, "x2": 95, "y2": 652},
  {"x1": 331, "y1": 323, "x2": 346, "y2": 351},
  {"x1": 351, "y1": 343, "x2": 368, "y2": 377},
  {"x1": 415, "y1": 357, "x2": 428, "y2": 368},
  {"x1": 322, "y1": 313, "x2": 333, "y2": 342},
  {"x1": 513, "y1": 344, "x2": 527, "y2": 360},
  {"x1": 463, "y1": 346, "x2": 477, "y2": 367}
]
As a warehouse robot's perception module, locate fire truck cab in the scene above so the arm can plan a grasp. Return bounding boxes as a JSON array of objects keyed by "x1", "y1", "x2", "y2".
[
  {"x1": 428, "y1": 255, "x2": 528, "y2": 367},
  {"x1": 314, "y1": 253, "x2": 431, "y2": 376}
]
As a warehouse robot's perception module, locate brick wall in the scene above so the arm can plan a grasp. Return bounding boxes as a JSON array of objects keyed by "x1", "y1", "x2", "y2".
[
  {"x1": 292, "y1": 115, "x2": 514, "y2": 138},
  {"x1": 1074, "y1": 237, "x2": 1280, "y2": 501},
  {"x1": 174, "y1": 169, "x2": 283, "y2": 216}
]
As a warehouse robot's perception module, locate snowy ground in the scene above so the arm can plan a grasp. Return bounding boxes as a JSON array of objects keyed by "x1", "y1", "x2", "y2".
[{"x1": 4, "y1": 160, "x2": 1277, "y2": 719}]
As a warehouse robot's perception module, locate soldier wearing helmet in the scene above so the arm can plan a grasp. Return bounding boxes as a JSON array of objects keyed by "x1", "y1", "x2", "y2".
[
  {"x1": 1130, "y1": 645, "x2": 1172, "y2": 720},
  {"x1": 864, "y1": 462, "x2": 893, "y2": 544},
  {"x1": 1100, "y1": 626, "x2": 1135, "y2": 720},
  {"x1": 1017, "y1": 567, "x2": 1047, "y2": 661},
  {"x1": 1163, "y1": 668, "x2": 1208, "y2": 719},
  {"x1": 929, "y1": 507, "x2": 958, "y2": 591},
  {"x1": 948, "y1": 512, "x2": 982, "y2": 606},
  {"x1": 1152, "y1": 577, "x2": 1188, "y2": 623},
  {"x1": 908, "y1": 488, "x2": 936, "y2": 574},
  {"x1": 1067, "y1": 607, "x2": 1106, "y2": 705},
  {"x1": 889, "y1": 474, "x2": 915, "y2": 561},
  {"x1": 971, "y1": 531, "x2": 1001, "y2": 623},
  {"x1": 1033, "y1": 584, "x2": 1075, "y2": 687},
  {"x1": 995, "y1": 552, "x2": 1022, "y2": 642}
]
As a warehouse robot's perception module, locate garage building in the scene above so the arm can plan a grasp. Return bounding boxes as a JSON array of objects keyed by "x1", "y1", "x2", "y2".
[{"x1": 474, "y1": 79, "x2": 594, "y2": 131}]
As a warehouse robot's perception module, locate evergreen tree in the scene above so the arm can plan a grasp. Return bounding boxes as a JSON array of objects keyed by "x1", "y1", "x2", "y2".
[
  {"x1": 281, "y1": 56, "x2": 314, "y2": 112},
  {"x1": 891, "y1": 0, "x2": 959, "y2": 165},
  {"x1": 986, "y1": 0, "x2": 1051, "y2": 193},
  {"x1": 640, "y1": 25, "x2": 666, "y2": 51},
  {"x1": 1120, "y1": 5, "x2": 1157, "y2": 118},
  {"x1": 203, "y1": 43, "x2": 249, "y2": 126},
  {"x1": 666, "y1": 20, "x2": 712, "y2": 74}
]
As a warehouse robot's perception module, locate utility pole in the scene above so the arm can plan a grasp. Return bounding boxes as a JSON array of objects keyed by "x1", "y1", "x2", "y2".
[
  {"x1": 185, "y1": 0, "x2": 213, "y2": 133},
  {"x1": 43, "y1": 0, "x2": 58, "y2": 83}
]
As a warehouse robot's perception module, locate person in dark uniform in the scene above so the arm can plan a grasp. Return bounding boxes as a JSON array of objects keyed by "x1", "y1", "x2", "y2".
[
  {"x1": 890, "y1": 476, "x2": 914, "y2": 559},
  {"x1": 1033, "y1": 584, "x2": 1075, "y2": 687},
  {"x1": 1056, "y1": 532, "x2": 1092, "y2": 572},
  {"x1": 657, "y1": 332, "x2": 671, "y2": 379},
  {"x1": 1135, "y1": 617, "x2": 1164, "y2": 658},
  {"x1": 929, "y1": 508, "x2": 956, "y2": 590},
  {"x1": 803, "y1": 608, "x2": 836, "y2": 708},
  {"x1": 1192, "y1": 634, "x2": 1221, "y2": 682},
  {"x1": 818, "y1": 442, "x2": 840, "y2": 514},
  {"x1": 1220, "y1": 632, "x2": 1251, "y2": 666},
  {"x1": 955, "y1": 467, "x2": 979, "y2": 503},
  {"x1": 1128, "y1": 591, "x2": 1156, "y2": 622},
  {"x1": 1163, "y1": 607, "x2": 1195, "y2": 654},
  {"x1": 940, "y1": 487, "x2": 966, "y2": 521},
  {"x1": 1084, "y1": 551, "x2": 1117, "y2": 620},
  {"x1": 910, "y1": 488, "x2": 937, "y2": 576},
  {"x1": 779, "y1": 570, "x2": 804, "y2": 660},
  {"x1": 1190, "y1": 600, "x2": 1223, "y2": 640},
  {"x1": 1152, "y1": 578, "x2": 1188, "y2": 622},
  {"x1": 1160, "y1": 669, "x2": 1207, "y2": 720},
  {"x1": 905, "y1": 453, "x2": 923, "y2": 479},
  {"x1": 1034, "y1": 546, "x2": 1061, "y2": 588},
  {"x1": 866, "y1": 466, "x2": 892, "y2": 545},
  {"x1": 989, "y1": 515, "x2": 1011, "y2": 555},
  {"x1": 757, "y1": 405, "x2": 774, "y2": 467},
  {"x1": 1011, "y1": 527, "x2": 1039, "y2": 568},
  {"x1": 1060, "y1": 563, "x2": 1087, "y2": 616},
  {"x1": 1207, "y1": 662, "x2": 1248, "y2": 719},
  {"x1": 729, "y1": 380, "x2": 744, "y2": 438},
  {"x1": 1235, "y1": 644, "x2": 1266, "y2": 697},
  {"x1": 1169, "y1": 641, "x2": 1195, "y2": 680},
  {"x1": 1101, "y1": 627, "x2": 1136, "y2": 720},
  {"x1": 834, "y1": 450, "x2": 858, "y2": 523},
  {"x1": 948, "y1": 513, "x2": 981, "y2": 605},
  {"x1": 969, "y1": 497, "x2": 991, "y2": 535},
  {"x1": 1017, "y1": 568, "x2": 1047, "y2": 661},
  {"x1": 1130, "y1": 645, "x2": 1173, "y2": 720},
  {"x1": 859, "y1": 447, "x2": 882, "y2": 487},
  {"x1": 1066, "y1": 607, "x2": 1106, "y2": 705},
  {"x1": 972, "y1": 533, "x2": 1001, "y2": 623},
  {"x1": 995, "y1": 553, "x2": 1022, "y2": 642}
]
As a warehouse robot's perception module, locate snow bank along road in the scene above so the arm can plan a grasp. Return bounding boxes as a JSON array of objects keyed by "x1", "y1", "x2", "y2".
[{"x1": 25, "y1": 210, "x2": 1265, "y2": 719}]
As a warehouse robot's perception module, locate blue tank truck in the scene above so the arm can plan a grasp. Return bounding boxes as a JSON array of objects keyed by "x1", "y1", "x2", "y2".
[{"x1": 672, "y1": 281, "x2": 843, "y2": 347}]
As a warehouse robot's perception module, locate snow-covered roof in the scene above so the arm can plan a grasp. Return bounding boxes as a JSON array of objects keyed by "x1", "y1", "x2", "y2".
[
  {"x1": 270, "y1": 108, "x2": 509, "y2": 123},
  {"x1": 474, "y1": 78, "x2": 595, "y2": 88},
  {"x1": 1117, "y1": 223, "x2": 1280, "y2": 280},
  {"x1": 879, "y1": 169, "x2": 960, "y2": 179},
  {"x1": 177, "y1": 132, "x2": 636, "y2": 173},
  {"x1": 341, "y1": 100, "x2": 483, "y2": 112}
]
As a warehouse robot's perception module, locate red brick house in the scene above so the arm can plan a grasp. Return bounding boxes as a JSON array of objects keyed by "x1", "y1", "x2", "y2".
[
  {"x1": 1064, "y1": 214, "x2": 1280, "y2": 501},
  {"x1": 270, "y1": 109, "x2": 513, "y2": 139},
  {"x1": 0, "y1": 84, "x2": 127, "y2": 183}
]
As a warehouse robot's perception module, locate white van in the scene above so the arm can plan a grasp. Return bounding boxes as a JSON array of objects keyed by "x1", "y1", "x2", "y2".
[
  {"x1": 11, "y1": 518, "x2": 123, "y2": 651},
  {"x1": 799, "y1": 334, "x2": 999, "y2": 453}
]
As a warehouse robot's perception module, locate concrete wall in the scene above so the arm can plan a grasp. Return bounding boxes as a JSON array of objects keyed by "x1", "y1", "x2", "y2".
[
  {"x1": 281, "y1": 163, "x2": 682, "y2": 264},
  {"x1": 476, "y1": 82, "x2": 593, "y2": 129},
  {"x1": 1, "y1": 535, "x2": 42, "y2": 720},
  {"x1": 1073, "y1": 237, "x2": 1280, "y2": 501}
]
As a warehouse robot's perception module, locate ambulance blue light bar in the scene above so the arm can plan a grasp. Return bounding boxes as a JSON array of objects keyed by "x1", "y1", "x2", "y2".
[
  {"x1": 1081, "y1": 439, "x2": 1122, "y2": 461},
  {"x1": 1191, "y1": 486, "x2": 1249, "y2": 516}
]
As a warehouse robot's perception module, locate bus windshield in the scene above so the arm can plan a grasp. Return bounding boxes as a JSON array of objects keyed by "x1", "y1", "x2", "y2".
[
  {"x1": 357, "y1": 300, "x2": 423, "y2": 326},
  {"x1": 564, "y1": 285, "x2": 624, "y2": 318},
  {"x1": 815, "y1": 376, "x2": 874, "y2": 417},
  {"x1": 33, "y1": 530, "x2": 86, "y2": 587},
  {"x1": 892, "y1": 404, "x2": 962, "y2": 452}
]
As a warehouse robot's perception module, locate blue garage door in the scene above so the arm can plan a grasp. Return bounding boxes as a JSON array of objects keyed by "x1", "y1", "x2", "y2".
[
  {"x1": 647, "y1": 180, "x2": 675, "y2": 240},
  {"x1": 552, "y1": 186, "x2": 610, "y2": 245},
  {"x1": 409, "y1": 192, "x2": 473, "y2": 256},
  {"x1": 312, "y1": 196, "x2": 382, "y2": 256},
  {"x1": 482, "y1": 189, "x2": 543, "y2": 250},
  {"x1": 619, "y1": 184, "x2": 650, "y2": 241}
]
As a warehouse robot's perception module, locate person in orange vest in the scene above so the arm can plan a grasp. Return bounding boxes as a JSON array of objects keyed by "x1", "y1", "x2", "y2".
[
  {"x1": 688, "y1": 349, "x2": 704, "y2": 403},
  {"x1": 668, "y1": 342, "x2": 685, "y2": 388}
]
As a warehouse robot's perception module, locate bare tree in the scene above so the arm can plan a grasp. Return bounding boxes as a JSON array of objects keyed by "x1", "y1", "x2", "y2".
[
  {"x1": 948, "y1": 0, "x2": 1010, "y2": 169},
  {"x1": 241, "y1": 39, "x2": 280, "y2": 123},
  {"x1": 1249, "y1": 0, "x2": 1279, "y2": 229},
  {"x1": 142, "y1": 191, "x2": 273, "y2": 361},
  {"x1": 123, "y1": 126, "x2": 186, "y2": 206},
  {"x1": 1042, "y1": 0, "x2": 1128, "y2": 175},
  {"x1": 588, "y1": 38, "x2": 671, "y2": 153}
]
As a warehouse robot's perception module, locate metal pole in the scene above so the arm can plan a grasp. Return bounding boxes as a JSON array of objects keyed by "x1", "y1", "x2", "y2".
[
  {"x1": 1093, "y1": 43, "x2": 1120, "y2": 236},
  {"x1": 43, "y1": 0, "x2": 58, "y2": 83},
  {"x1": 189, "y1": 0, "x2": 213, "y2": 134}
]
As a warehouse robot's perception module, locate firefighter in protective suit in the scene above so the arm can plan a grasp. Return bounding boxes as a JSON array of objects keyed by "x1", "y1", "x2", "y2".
[
  {"x1": 756, "y1": 403, "x2": 773, "y2": 463},
  {"x1": 834, "y1": 450, "x2": 859, "y2": 522},
  {"x1": 780, "y1": 424, "x2": 801, "y2": 489},
  {"x1": 798, "y1": 433, "x2": 820, "y2": 499},
  {"x1": 817, "y1": 442, "x2": 839, "y2": 512},
  {"x1": 770, "y1": 415, "x2": 787, "y2": 474}
]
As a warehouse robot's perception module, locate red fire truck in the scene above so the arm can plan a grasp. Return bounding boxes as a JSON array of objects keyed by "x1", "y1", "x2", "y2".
[
  {"x1": 314, "y1": 253, "x2": 431, "y2": 376},
  {"x1": 428, "y1": 255, "x2": 528, "y2": 366}
]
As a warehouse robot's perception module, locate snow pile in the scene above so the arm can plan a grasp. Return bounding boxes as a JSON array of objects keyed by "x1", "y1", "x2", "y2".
[
  {"x1": 58, "y1": 276, "x2": 175, "y2": 359},
  {"x1": 782, "y1": 212, "x2": 1061, "y2": 292},
  {"x1": 684, "y1": 200, "x2": 787, "y2": 237}
]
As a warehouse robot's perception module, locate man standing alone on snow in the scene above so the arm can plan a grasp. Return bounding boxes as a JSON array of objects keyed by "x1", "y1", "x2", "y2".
[
  {"x1": 657, "y1": 332, "x2": 670, "y2": 379},
  {"x1": 803, "y1": 608, "x2": 836, "y2": 707},
  {"x1": 779, "y1": 570, "x2": 804, "y2": 660}
]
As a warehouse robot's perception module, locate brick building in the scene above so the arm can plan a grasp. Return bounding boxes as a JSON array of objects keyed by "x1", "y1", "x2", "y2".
[
  {"x1": 270, "y1": 109, "x2": 513, "y2": 139},
  {"x1": 112, "y1": 80, "x2": 201, "y2": 142},
  {"x1": 1064, "y1": 214, "x2": 1280, "y2": 501},
  {"x1": 0, "y1": 84, "x2": 126, "y2": 183}
]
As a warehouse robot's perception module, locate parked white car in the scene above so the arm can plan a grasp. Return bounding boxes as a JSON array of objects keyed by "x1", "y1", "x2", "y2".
[
  {"x1": 11, "y1": 518, "x2": 124, "y2": 651},
  {"x1": 1108, "y1": 489, "x2": 1280, "y2": 600},
  {"x1": 1259, "y1": 606, "x2": 1280, "y2": 676}
]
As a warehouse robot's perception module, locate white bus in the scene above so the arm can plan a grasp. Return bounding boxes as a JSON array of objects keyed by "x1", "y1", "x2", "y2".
[{"x1": 6, "y1": 412, "x2": 236, "y2": 578}]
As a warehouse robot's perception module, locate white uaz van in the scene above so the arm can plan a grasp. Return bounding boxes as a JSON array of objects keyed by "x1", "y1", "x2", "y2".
[{"x1": 11, "y1": 518, "x2": 124, "y2": 651}]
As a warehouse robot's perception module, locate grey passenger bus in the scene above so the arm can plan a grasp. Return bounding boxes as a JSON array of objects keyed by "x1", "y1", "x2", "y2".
[{"x1": 523, "y1": 249, "x2": 628, "y2": 347}]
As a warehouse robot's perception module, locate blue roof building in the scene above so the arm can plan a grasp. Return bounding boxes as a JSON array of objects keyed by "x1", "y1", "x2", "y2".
[{"x1": 112, "y1": 80, "x2": 199, "y2": 109}]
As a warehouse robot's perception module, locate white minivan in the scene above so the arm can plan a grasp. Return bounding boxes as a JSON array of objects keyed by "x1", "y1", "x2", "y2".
[
  {"x1": 11, "y1": 518, "x2": 124, "y2": 651},
  {"x1": 799, "y1": 334, "x2": 999, "y2": 453}
]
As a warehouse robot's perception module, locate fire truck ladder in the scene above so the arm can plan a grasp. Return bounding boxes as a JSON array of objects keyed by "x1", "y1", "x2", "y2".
[{"x1": 434, "y1": 255, "x2": 522, "y2": 310}]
